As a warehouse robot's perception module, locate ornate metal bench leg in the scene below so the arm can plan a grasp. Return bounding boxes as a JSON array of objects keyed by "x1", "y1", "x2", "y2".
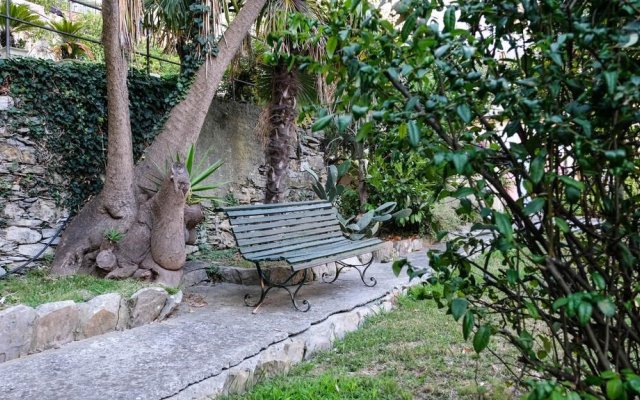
[
  {"x1": 244, "y1": 263, "x2": 311, "y2": 312},
  {"x1": 325, "y1": 254, "x2": 377, "y2": 287}
]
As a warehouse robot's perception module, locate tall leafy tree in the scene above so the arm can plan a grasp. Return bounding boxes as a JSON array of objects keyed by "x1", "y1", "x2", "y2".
[{"x1": 306, "y1": 0, "x2": 640, "y2": 397}]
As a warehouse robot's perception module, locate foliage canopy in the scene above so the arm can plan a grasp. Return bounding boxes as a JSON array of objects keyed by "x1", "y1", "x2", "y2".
[{"x1": 301, "y1": 0, "x2": 640, "y2": 397}]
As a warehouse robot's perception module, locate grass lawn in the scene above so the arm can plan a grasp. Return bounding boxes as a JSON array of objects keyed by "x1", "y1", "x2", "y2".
[
  {"x1": 0, "y1": 267, "x2": 152, "y2": 310},
  {"x1": 223, "y1": 294, "x2": 518, "y2": 400}
]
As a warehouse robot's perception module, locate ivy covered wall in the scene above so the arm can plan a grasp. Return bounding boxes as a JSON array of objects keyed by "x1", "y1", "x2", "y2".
[{"x1": 0, "y1": 59, "x2": 180, "y2": 212}]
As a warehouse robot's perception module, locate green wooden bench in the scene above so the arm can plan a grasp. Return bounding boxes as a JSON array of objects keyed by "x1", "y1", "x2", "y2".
[{"x1": 221, "y1": 200, "x2": 385, "y2": 311}]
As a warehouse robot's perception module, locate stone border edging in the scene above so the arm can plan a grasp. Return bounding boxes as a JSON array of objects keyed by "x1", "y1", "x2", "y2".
[
  {"x1": 0, "y1": 287, "x2": 183, "y2": 364},
  {"x1": 165, "y1": 281, "x2": 416, "y2": 399}
]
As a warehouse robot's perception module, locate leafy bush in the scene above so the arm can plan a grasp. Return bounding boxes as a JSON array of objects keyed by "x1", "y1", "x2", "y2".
[
  {"x1": 0, "y1": 58, "x2": 181, "y2": 212},
  {"x1": 304, "y1": 0, "x2": 640, "y2": 398}
]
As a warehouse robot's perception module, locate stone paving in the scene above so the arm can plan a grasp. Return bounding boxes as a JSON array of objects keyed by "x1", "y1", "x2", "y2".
[{"x1": 0, "y1": 251, "x2": 429, "y2": 400}]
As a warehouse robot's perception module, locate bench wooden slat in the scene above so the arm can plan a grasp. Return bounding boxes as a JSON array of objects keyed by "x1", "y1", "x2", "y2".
[
  {"x1": 243, "y1": 236, "x2": 348, "y2": 260},
  {"x1": 233, "y1": 219, "x2": 339, "y2": 241},
  {"x1": 229, "y1": 208, "x2": 335, "y2": 225},
  {"x1": 225, "y1": 202, "x2": 332, "y2": 217},
  {"x1": 222, "y1": 200, "x2": 327, "y2": 212},
  {"x1": 287, "y1": 238, "x2": 382, "y2": 263},
  {"x1": 291, "y1": 242, "x2": 384, "y2": 271},
  {"x1": 236, "y1": 225, "x2": 342, "y2": 246},
  {"x1": 238, "y1": 232, "x2": 345, "y2": 255},
  {"x1": 231, "y1": 214, "x2": 337, "y2": 233}
]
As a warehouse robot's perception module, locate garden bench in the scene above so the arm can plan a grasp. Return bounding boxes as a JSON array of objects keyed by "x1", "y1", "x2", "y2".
[{"x1": 221, "y1": 200, "x2": 385, "y2": 311}]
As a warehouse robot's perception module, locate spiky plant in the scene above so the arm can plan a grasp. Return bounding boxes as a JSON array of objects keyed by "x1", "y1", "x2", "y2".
[{"x1": 0, "y1": 3, "x2": 44, "y2": 48}]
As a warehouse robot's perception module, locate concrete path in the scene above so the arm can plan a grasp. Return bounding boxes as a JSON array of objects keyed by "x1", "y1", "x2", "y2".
[{"x1": 0, "y1": 251, "x2": 429, "y2": 400}]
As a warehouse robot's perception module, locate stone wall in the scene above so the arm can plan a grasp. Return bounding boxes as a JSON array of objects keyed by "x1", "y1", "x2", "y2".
[
  {"x1": 0, "y1": 96, "x2": 325, "y2": 272},
  {"x1": 0, "y1": 96, "x2": 68, "y2": 276}
]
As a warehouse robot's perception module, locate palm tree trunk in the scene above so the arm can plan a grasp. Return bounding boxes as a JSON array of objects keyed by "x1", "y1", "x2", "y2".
[
  {"x1": 51, "y1": 0, "x2": 269, "y2": 276},
  {"x1": 135, "y1": 0, "x2": 269, "y2": 193},
  {"x1": 101, "y1": 0, "x2": 137, "y2": 220},
  {"x1": 264, "y1": 63, "x2": 299, "y2": 203}
]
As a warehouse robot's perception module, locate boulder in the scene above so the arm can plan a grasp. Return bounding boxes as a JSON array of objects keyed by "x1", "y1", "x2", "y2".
[
  {"x1": 0, "y1": 305, "x2": 37, "y2": 362},
  {"x1": 77, "y1": 293, "x2": 122, "y2": 339},
  {"x1": 128, "y1": 288, "x2": 168, "y2": 328},
  {"x1": 32, "y1": 301, "x2": 80, "y2": 352}
]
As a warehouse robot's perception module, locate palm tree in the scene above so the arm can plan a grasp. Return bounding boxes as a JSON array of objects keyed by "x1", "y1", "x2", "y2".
[
  {"x1": 255, "y1": 0, "x2": 325, "y2": 203},
  {"x1": 51, "y1": 0, "x2": 270, "y2": 276},
  {"x1": 49, "y1": 18, "x2": 94, "y2": 60},
  {"x1": 0, "y1": 3, "x2": 43, "y2": 48}
]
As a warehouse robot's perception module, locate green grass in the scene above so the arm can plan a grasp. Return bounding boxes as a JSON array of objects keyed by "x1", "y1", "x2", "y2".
[
  {"x1": 223, "y1": 296, "x2": 518, "y2": 400},
  {"x1": 0, "y1": 267, "x2": 150, "y2": 309}
]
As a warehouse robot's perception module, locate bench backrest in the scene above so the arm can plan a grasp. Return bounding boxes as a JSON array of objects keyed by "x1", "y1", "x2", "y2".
[{"x1": 222, "y1": 200, "x2": 344, "y2": 261}]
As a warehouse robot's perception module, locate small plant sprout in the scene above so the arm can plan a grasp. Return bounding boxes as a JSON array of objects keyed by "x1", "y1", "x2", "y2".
[{"x1": 104, "y1": 228, "x2": 123, "y2": 243}]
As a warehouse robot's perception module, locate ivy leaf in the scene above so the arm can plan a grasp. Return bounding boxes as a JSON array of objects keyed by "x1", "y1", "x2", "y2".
[
  {"x1": 550, "y1": 52, "x2": 563, "y2": 67},
  {"x1": 312, "y1": 115, "x2": 333, "y2": 132},
  {"x1": 473, "y1": 325, "x2": 491, "y2": 353},
  {"x1": 408, "y1": 120, "x2": 420, "y2": 147},
  {"x1": 462, "y1": 311, "x2": 474, "y2": 340},
  {"x1": 326, "y1": 36, "x2": 338, "y2": 59},
  {"x1": 450, "y1": 298, "x2": 468, "y2": 321},
  {"x1": 456, "y1": 104, "x2": 472, "y2": 123},
  {"x1": 523, "y1": 198, "x2": 545, "y2": 215}
]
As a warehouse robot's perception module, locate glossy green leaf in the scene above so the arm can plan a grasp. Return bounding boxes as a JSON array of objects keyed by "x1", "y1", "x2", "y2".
[
  {"x1": 408, "y1": 120, "x2": 420, "y2": 146},
  {"x1": 456, "y1": 104, "x2": 472, "y2": 123},
  {"x1": 462, "y1": 311, "x2": 474, "y2": 340},
  {"x1": 523, "y1": 198, "x2": 545, "y2": 215},
  {"x1": 450, "y1": 298, "x2": 468, "y2": 321},
  {"x1": 326, "y1": 36, "x2": 338, "y2": 59},
  {"x1": 606, "y1": 378, "x2": 623, "y2": 400},
  {"x1": 473, "y1": 325, "x2": 491, "y2": 353}
]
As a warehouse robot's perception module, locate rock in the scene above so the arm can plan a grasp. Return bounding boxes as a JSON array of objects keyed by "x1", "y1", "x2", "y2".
[
  {"x1": 32, "y1": 301, "x2": 80, "y2": 352},
  {"x1": 373, "y1": 241, "x2": 394, "y2": 263},
  {"x1": 224, "y1": 365, "x2": 255, "y2": 395},
  {"x1": 41, "y1": 228, "x2": 58, "y2": 239},
  {"x1": 0, "y1": 96, "x2": 15, "y2": 110},
  {"x1": 2, "y1": 203, "x2": 23, "y2": 219},
  {"x1": 116, "y1": 298, "x2": 129, "y2": 331},
  {"x1": 13, "y1": 219, "x2": 43, "y2": 228},
  {"x1": 29, "y1": 199, "x2": 57, "y2": 222},
  {"x1": 77, "y1": 294, "x2": 122, "y2": 339},
  {"x1": 181, "y1": 268, "x2": 208, "y2": 287},
  {"x1": 128, "y1": 288, "x2": 168, "y2": 328},
  {"x1": 0, "y1": 267, "x2": 5, "y2": 277},
  {"x1": 0, "y1": 143, "x2": 22, "y2": 163},
  {"x1": 185, "y1": 245, "x2": 198, "y2": 255},
  {"x1": 255, "y1": 338, "x2": 305, "y2": 379},
  {"x1": 157, "y1": 291, "x2": 183, "y2": 321},
  {"x1": 0, "y1": 305, "x2": 37, "y2": 362},
  {"x1": 4, "y1": 226, "x2": 42, "y2": 244},
  {"x1": 17, "y1": 243, "x2": 53, "y2": 258}
]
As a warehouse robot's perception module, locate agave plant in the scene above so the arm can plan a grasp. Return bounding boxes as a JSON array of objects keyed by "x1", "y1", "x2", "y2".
[
  {"x1": 0, "y1": 3, "x2": 44, "y2": 48},
  {"x1": 48, "y1": 18, "x2": 94, "y2": 60},
  {"x1": 305, "y1": 161, "x2": 411, "y2": 239},
  {"x1": 149, "y1": 144, "x2": 226, "y2": 205}
]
